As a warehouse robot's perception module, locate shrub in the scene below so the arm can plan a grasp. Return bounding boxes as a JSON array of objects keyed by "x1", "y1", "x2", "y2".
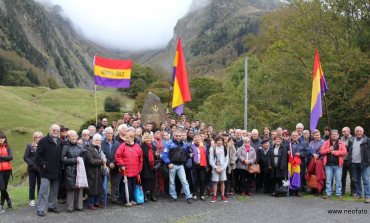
[{"x1": 104, "y1": 96, "x2": 121, "y2": 112}]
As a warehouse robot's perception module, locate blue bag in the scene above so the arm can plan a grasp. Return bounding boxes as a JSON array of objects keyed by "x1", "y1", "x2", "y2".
[{"x1": 134, "y1": 185, "x2": 145, "y2": 204}]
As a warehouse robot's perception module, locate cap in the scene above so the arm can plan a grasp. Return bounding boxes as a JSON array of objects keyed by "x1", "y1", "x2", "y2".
[
  {"x1": 60, "y1": 125, "x2": 69, "y2": 131},
  {"x1": 261, "y1": 139, "x2": 269, "y2": 144}
]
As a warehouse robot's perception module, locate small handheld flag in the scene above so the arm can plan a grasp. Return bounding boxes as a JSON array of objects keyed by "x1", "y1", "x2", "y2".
[{"x1": 94, "y1": 56, "x2": 132, "y2": 88}]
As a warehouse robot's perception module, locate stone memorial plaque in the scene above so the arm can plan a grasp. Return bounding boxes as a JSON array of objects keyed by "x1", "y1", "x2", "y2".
[{"x1": 141, "y1": 92, "x2": 166, "y2": 126}]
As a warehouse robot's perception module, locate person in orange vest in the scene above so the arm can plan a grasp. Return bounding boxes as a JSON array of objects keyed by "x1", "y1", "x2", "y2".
[{"x1": 0, "y1": 131, "x2": 13, "y2": 214}]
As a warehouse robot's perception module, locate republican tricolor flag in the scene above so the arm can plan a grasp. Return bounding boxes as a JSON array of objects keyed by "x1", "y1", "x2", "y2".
[
  {"x1": 171, "y1": 37, "x2": 191, "y2": 115},
  {"x1": 310, "y1": 49, "x2": 328, "y2": 132},
  {"x1": 94, "y1": 56, "x2": 132, "y2": 88}
]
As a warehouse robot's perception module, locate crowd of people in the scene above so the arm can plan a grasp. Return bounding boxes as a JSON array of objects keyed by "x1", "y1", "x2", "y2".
[{"x1": 0, "y1": 112, "x2": 369, "y2": 217}]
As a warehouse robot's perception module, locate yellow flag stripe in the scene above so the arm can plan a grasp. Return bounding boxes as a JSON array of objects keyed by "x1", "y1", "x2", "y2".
[{"x1": 94, "y1": 65, "x2": 131, "y2": 79}]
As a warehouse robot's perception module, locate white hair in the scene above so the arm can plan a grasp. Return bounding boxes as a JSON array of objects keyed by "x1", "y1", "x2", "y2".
[
  {"x1": 303, "y1": 130, "x2": 309, "y2": 134},
  {"x1": 82, "y1": 129, "x2": 90, "y2": 136},
  {"x1": 103, "y1": 127, "x2": 113, "y2": 134},
  {"x1": 117, "y1": 124, "x2": 128, "y2": 132},
  {"x1": 93, "y1": 134, "x2": 102, "y2": 141},
  {"x1": 67, "y1": 130, "x2": 78, "y2": 138},
  {"x1": 296, "y1": 123, "x2": 304, "y2": 129},
  {"x1": 235, "y1": 129, "x2": 242, "y2": 133},
  {"x1": 50, "y1": 124, "x2": 60, "y2": 131},
  {"x1": 127, "y1": 127, "x2": 135, "y2": 132},
  {"x1": 88, "y1": 125, "x2": 96, "y2": 131},
  {"x1": 251, "y1": 129, "x2": 258, "y2": 134},
  {"x1": 355, "y1": 126, "x2": 364, "y2": 132}
]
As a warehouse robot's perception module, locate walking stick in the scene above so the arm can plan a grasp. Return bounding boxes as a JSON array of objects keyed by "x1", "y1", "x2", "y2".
[{"x1": 231, "y1": 168, "x2": 235, "y2": 198}]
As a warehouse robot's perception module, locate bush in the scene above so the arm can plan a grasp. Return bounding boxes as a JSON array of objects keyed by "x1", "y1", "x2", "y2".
[
  {"x1": 77, "y1": 112, "x2": 123, "y2": 135},
  {"x1": 104, "y1": 96, "x2": 121, "y2": 112}
]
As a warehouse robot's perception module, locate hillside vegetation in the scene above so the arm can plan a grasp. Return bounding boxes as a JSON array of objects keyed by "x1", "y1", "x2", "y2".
[{"x1": 0, "y1": 86, "x2": 133, "y2": 186}]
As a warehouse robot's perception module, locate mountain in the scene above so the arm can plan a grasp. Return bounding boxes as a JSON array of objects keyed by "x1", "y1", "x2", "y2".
[
  {"x1": 121, "y1": 0, "x2": 279, "y2": 78},
  {"x1": 0, "y1": 0, "x2": 120, "y2": 89}
]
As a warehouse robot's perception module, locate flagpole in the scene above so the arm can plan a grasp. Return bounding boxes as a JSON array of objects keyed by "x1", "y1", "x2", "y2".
[
  {"x1": 95, "y1": 85, "x2": 98, "y2": 126},
  {"x1": 323, "y1": 92, "x2": 331, "y2": 142},
  {"x1": 166, "y1": 82, "x2": 173, "y2": 110}
]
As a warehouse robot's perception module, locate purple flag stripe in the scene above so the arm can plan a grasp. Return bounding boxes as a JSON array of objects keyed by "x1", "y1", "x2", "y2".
[
  {"x1": 310, "y1": 93, "x2": 322, "y2": 132},
  {"x1": 95, "y1": 76, "x2": 130, "y2": 88},
  {"x1": 172, "y1": 104, "x2": 183, "y2": 116},
  {"x1": 171, "y1": 66, "x2": 177, "y2": 82}
]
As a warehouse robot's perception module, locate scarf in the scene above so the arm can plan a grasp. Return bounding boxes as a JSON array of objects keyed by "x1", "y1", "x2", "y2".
[
  {"x1": 245, "y1": 146, "x2": 250, "y2": 153},
  {"x1": 192, "y1": 141, "x2": 207, "y2": 167},
  {"x1": 146, "y1": 143, "x2": 155, "y2": 170},
  {"x1": 75, "y1": 157, "x2": 89, "y2": 189},
  {"x1": 154, "y1": 136, "x2": 164, "y2": 153}
]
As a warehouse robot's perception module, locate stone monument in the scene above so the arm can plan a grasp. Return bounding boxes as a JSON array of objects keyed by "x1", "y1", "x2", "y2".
[{"x1": 141, "y1": 92, "x2": 167, "y2": 126}]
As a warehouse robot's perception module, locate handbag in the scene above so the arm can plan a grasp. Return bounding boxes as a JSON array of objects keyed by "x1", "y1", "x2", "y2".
[
  {"x1": 308, "y1": 174, "x2": 318, "y2": 189},
  {"x1": 162, "y1": 163, "x2": 169, "y2": 178},
  {"x1": 154, "y1": 161, "x2": 162, "y2": 172},
  {"x1": 185, "y1": 158, "x2": 193, "y2": 169},
  {"x1": 246, "y1": 153, "x2": 260, "y2": 174},
  {"x1": 134, "y1": 185, "x2": 145, "y2": 203}
]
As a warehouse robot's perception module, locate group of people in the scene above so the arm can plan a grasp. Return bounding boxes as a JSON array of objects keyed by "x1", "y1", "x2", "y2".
[{"x1": 0, "y1": 112, "x2": 369, "y2": 217}]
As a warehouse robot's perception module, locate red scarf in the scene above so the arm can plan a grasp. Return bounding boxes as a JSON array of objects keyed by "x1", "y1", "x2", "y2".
[
  {"x1": 146, "y1": 143, "x2": 155, "y2": 170},
  {"x1": 245, "y1": 146, "x2": 250, "y2": 152},
  {"x1": 154, "y1": 136, "x2": 163, "y2": 153}
]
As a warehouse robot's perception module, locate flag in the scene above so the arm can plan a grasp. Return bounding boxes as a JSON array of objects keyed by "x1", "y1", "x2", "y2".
[
  {"x1": 171, "y1": 37, "x2": 191, "y2": 115},
  {"x1": 94, "y1": 56, "x2": 132, "y2": 88},
  {"x1": 288, "y1": 141, "x2": 301, "y2": 190},
  {"x1": 310, "y1": 49, "x2": 328, "y2": 132}
]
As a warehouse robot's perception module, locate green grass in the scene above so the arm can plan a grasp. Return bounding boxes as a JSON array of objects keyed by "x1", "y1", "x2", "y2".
[
  {"x1": 166, "y1": 212, "x2": 210, "y2": 223},
  {"x1": 7, "y1": 185, "x2": 30, "y2": 210},
  {"x1": 302, "y1": 191, "x2": 362, "y2": 202},
  {"x1": 0, "y1": 86, "x2": 134, "y2": 186},
  {"x1": 235, "y1": 195, "x2": 250, "y2": 201}
]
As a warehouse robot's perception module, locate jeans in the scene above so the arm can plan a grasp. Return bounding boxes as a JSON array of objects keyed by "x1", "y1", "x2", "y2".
[
  {"x1": 87, "y1": 194, "x2": 101, "y2": 207},
  {"x1": 325, "y1": 165, "x2": 342, "y2": 196},
  {"x1": 169, "y1": 164, "x2": 192, "y2": 199},
  {"x1": 28, "y1": 171, "x2": 41, "y2": 200},
  {"x1": 352, "y1": 163, "x2": 370, "y2": 198}
]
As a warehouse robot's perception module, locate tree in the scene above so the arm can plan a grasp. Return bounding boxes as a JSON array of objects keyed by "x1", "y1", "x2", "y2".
[{"x1": 104, "y1": 96, "x2": 121, "y2": 112}]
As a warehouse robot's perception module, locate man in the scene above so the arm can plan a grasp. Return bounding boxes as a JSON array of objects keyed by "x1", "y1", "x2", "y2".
[
  {"x1": 79, "y1": 129, "x2": 91, "y2": 149},
  {"x1": 348, "y1": 126, "x2": 370, "y2": 203},
  {"x1": 276, "y1": 127, "x2": 283, "y2": 137},
  {"x1": 131, "y1": 119, "x2": 138, "y2": 128},
  {"x1": 87, "y1": 125, "x2": 96, "y2": 140},
  {"x1": 190, "y1": 121, "x2": 197, "y2": 132},
  {"x1": 296, "y1": 123, "x2": 304, "y2": 143},
  {"x1": 340, "y1": 127, "x2": 356, "y2": 196},
  {"x1": 184, "y1": 121, "x2": 191, "y2": 131},
  {"x1": 35, "y1": 124, "x2": 62, "y2": 217},
  {"x1": 195, "y1": 120, "x2": 200, "y2": 131},
  {"x1": 169, "y1": 124, "x2": 177, "y2": 140},
  {"x1": 323, "y1": 126, "x2": 330, "y2": 141},
  {"x1": 242, "y1": 130, "x2": 248, "y2": 138},
  {"x1": 207, "y1": 124, "x2": 216, "y2": 139},
  {"x1": 102, "y1": 118, "x2": 109, "y2": 128},
  {"x1": 115, "y1": 124, "x2": 127, "y2": 144},
  {"x1": 286, "y1": 131, "x2": 309, "y2": 196},
  {"x1": 96, "y1": 122, "x2": 106, "y2": 141},
  {"x1": 59, "y1": 125, "x2": 69, "y2": 141},
  {"x1": 170, "y1": 118, "x2": 176, "y2": 126},
  {"x1": 260, "y1": 127, "x2": 271, "y2": 140},
  {"x1": 100, "y1": 127, "x2": 121, "y2": 204},
  {"x1": 136, "y1": 118, "x2": 144, "y2": 129},
  {"x1": 259, "y1": 140, "x2": 274, "y2": 194},
  {"x1": 250, "y1": 129, "x2": 262, "y2": 192},
  {"x1": 181, "y1": 130, "x2": 188, "y2": 143},
  {"x1": 235, "y1": 129, "x2": 243, "y2": 148},
  {"x1": 123, "y1": 111, "x2": 130, "y2": 125},
  {"x1": 162, "y1": 130, "x2": 193, "y2": 204},
  {"x1": 320, "y1": 130, "x2": 347, "y2": 199},
  {"x1": 180, "y1": 113, "x2": 187, "y2": 129}
]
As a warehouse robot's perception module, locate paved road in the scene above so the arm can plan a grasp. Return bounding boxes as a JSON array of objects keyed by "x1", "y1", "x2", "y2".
[{"x1": 1, "y1": 193, "x2": 369, "y2": 223}]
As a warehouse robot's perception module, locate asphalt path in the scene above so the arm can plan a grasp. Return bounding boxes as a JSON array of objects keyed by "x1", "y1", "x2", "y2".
[{"x1": 1, "y1": 193, "x2": 369, "y2": 223}]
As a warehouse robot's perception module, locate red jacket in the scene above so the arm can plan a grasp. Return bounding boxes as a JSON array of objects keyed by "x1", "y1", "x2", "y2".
[
  {"x1": 320, "y1": 140, "x2": 347, "y2": 167},
  {"x1": 0, "y1": 144, "x2": 12, "y2": 171},
  {"x1": 115, "y1": 142, "x2": 143, "y2": 177}
]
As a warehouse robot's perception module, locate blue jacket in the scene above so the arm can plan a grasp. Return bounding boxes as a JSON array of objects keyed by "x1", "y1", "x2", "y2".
[
  {"x1": 101, "y1": 138, "x2": 120, "y2": 169},
  {"x1": 162, "y1": 140, "x2": 190, "y2": 165},
  {"x1": 285, "y1": 140, "x2": 309, "y2": 158}
]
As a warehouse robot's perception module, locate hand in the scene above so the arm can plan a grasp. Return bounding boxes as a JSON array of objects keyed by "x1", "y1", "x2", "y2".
[
  {"x1": 258, "y1": 147, "x2": 262, "y2": 150},
  {"x1": 155, "y1": 151, "x2": 159, "y2": 156},
  {"x1": 330, "y1": 146, "x2": 334, "y2": 151},
  {"x1": 245, "y1": 160, "x2": 250, "y2": 164},
  {"x1": 137, "y1": 111, "x2": 141, "y2": 118},
  {"x1": 190, "y1": 153, "x2": 194, "y2": 158},
  {"x1": 216, "y1": 168, "x2": 222, "y2": 173},
  {"x1": 168, "y1": 164, "x2": 174, "y2": 169},
  {"x1": 313, "y1": 154, "x2": 319, "y2": 160},
  {"x1": 109, "y1": 163, "x2": 115, "y2": 169},
  {"x1": 295, "y1": 153, "x2": 300, "y2": 157},
  {"x1": 331, "y1": 151, "x2": 334, "y2": 155},
  {"x1": 77, "y1": 139, "x2": 83, "y2": 144},
  {"x1": 120, "y1": 166, "x2": 126, "y2": 171},
  {"x1": 205, "y1": 168, "x2": 209, "y2": 172},
  {"x1": 76, "y1": 158, "x2": 79, "y2": 164},
  {"x1": 43, "y1": 165, "x2": 46, "y2": 170},
  {"x1": 269, "y1": 167, "x2": 272, "y2": 169},
  {"x1": 287, "y1": 151, "x2": 291, "y2": 155},
  {"x1": 103, "y1": 158, "x2": 107, "y2": 163}
]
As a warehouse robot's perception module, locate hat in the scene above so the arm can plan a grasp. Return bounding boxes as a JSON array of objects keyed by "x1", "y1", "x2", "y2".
[
  {"x1": 282, "y1": 130, "x2": 290, "y2": 136},
  {"x1": 152, "y1": 128, "x2": 161, "y2": 133},
  {"x1": 60, "y1": 125, "x2": 69, "y2": 131},
  {"x1": 221, "y1": 133, "x2": 229, "y2": 137},
  {"x1": 96, "y1": 122, "x2": 106, "y2": 129},
  {"x1": 261, "y1": 139, "x2": 269, "y2": 144}
]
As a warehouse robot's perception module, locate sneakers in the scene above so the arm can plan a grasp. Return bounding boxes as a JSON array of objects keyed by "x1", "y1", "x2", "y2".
[
  {"x1": 29, "y1": 200, "x2": 36, "y2": 207},
  {"x1": 208, "y1": 189, "x2": 214, "y2": 195},
  {"x1": 0, "y1": 206, "x2": 5, "y2": 214},
  {"x1": 187, "y1": 198, "x2": 193, "y2": 204},
  {"x1": 169, "y1": 197, "x2": 176, "y2": 202},
  {"x1": 124, "y1": 203, "x2": 132, "y2": 207},
  {"x1": 7, "y1": 196, "x2": 12, "y2": 210},
  {"x1": 130, "y1": 200, "x2": 138, "y2": 205},
  {"x1": 365, "y1": 198, "x2": 370, "y2": 203},
  {"x1": 221, "y1": 196, "x2": 228, "y2": 202},
  {"x1": 211, "y1": 196, "x2": 217, "y2": 202}
]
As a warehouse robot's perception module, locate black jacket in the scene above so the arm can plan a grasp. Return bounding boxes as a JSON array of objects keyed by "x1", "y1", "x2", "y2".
[
  {"x1": 348, "y1": 136, "x2": 370, "y2": 168},
  {"x1": 101, "y1": 138, "x2": 120, "y2": 172},
  {"x1": 24, "y1": 143, "x2": 39, "y2": 172},
  {"x1": 272, "y1": 145, "x2": 288, "y2": 178},
  {"x1": 140, "y1": 143, "x2": 157, "y2": 179},
  {"x1": 60, "y1": 140, "x2": 86, "y2": 190},
  {"x1": 36, "y1": 134, "x2": 62, "y2": 179},
  {"x1": 258, "y1": 148, "x2": 274, "y2": 177}
]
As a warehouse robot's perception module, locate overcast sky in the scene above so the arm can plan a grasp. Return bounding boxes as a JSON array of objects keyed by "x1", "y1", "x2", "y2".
[{"x1": 39, "y1": 0, "x2": 193, "y2": 51}]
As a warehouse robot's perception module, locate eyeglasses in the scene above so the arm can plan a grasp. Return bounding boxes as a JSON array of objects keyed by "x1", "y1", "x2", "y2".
[
  {"x1": 174, "y1": 135, "x2": 181, "y2": 137},
  {"x1": 34, "y1": 136, "x2": 42, "y2": 138},
  {"x1": 245, "y1": 141, "x2": 250, "y2": 143},
  {"x1": 52, "y1": 129, "x2": 60, "y2": 132}
]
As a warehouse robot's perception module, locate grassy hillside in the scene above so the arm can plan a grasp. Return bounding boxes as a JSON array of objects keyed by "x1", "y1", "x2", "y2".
[{"x1": 0, "y1": 86, "x2": 133, "y2": 186}]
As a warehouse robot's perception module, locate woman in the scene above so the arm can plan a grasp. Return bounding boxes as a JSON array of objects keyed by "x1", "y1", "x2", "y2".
[
  {"x1": 0, "y1": 131, "x2": 13, "y2": 213},
  {"x1": 85, "y1": 134, "x2": 106, "y2": 210},
  {"x1": 282, "y1": 130, "x2": 290, "y2": 145},
  {"x1": 159, "y1": 122, "x2": 167, "y2": 133},
  {"x1": 199, "y1": 123, "x2": 206, "y2": 132},
  {"x1": 23, "y1": 131, "x2": 43, "y2": 207},
  {"x1": 162, "y1": 131, "x2": 171, "y2": 144},
  {"x1": 260, "y1": 127, "x2": 271, "y2": 140},
  {"x1": 140, "y1": 133, "x2": 158, "y2": 202},
  {"x1": 61, "y1": 130, "x2": 86, "y2": 213},
  {"x1": 306, "y1": 130, "x2": 325, "y2": 195},
  {"x1": 307, "y1": 130, "x2": 325, "y2": 165},
  {"x1": 191, "y1": 133, "x2": 209, "y2": 201},
  {"x1": 271, "y1": 136, "x2": 288, "y2": 196},
  {"x1": 153, "y1": 129, "x2": 167, "y2": 197},
  {"x1": 113, "y1": 120, "x2": 125, "y2": 137},
  {"x1": 236, "y1": 137, "x2": 256, "y2": 196}
]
